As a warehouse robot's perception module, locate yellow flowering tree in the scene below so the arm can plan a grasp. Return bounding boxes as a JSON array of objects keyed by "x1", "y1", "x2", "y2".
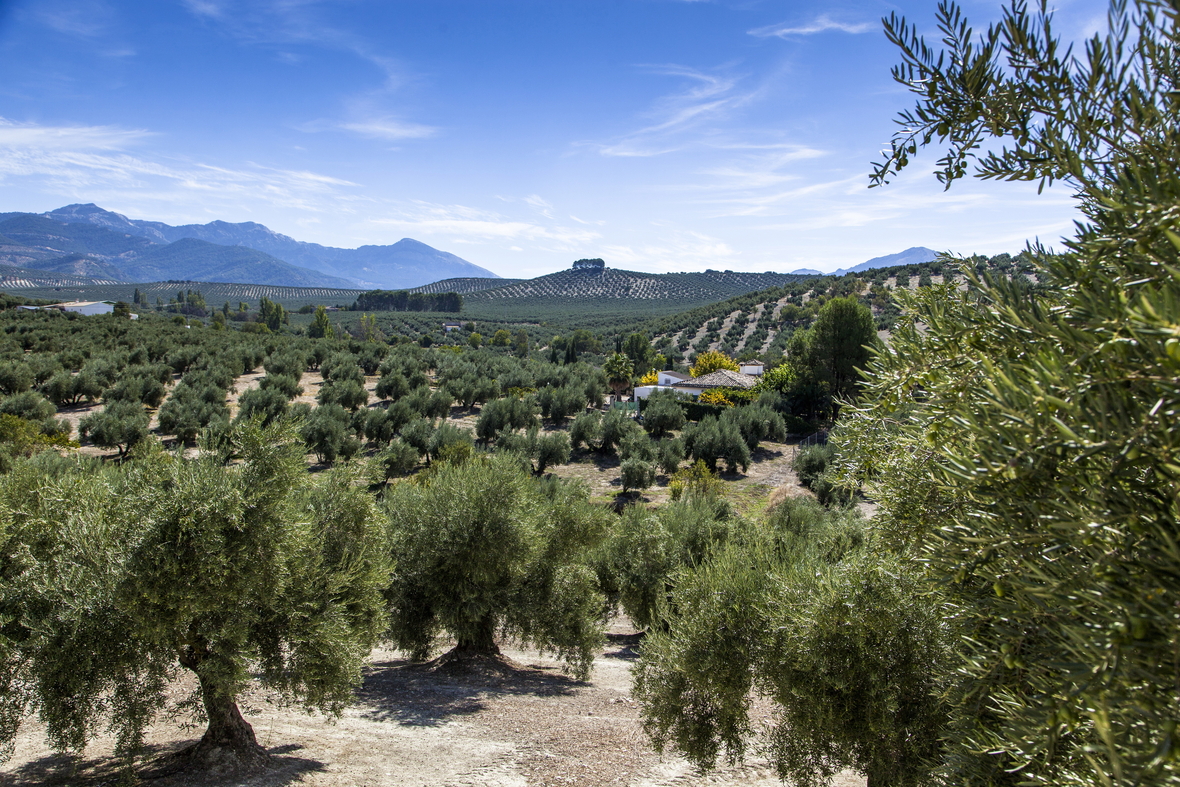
[{"x1": 689, "y1": 351, "x2": 738, "y2": 378}]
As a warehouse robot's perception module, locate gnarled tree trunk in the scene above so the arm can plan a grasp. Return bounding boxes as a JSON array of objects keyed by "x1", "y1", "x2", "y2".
[{"x1": 177, "y1": 641, "x2": 269, "y2": 773}]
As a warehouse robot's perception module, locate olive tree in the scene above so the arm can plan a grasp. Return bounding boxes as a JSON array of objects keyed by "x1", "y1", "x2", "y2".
[
  {"x1": 830, "y1": 1, "x2": 1180, "y2": 784},
  {"x1": 633, "y1": 499, "x2": 947, "y2": 787},
  {"x1": 79, "y1": 400, "x2": 151, "y2": 457},
  {"x1": 0, "y1": 424, "x2": 389, "y2": 773},
  {"x1": 383, "y1": 453, "x2": 612, "y2": 677}
]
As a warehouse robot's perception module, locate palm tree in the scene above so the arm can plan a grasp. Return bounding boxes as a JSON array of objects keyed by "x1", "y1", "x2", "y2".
[{"x1": 603, "y1": 352, "x2": 634, "y2": 399}]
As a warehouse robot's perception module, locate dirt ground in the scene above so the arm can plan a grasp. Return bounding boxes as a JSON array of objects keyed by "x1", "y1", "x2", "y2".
[
  {"x1": 547, "y1": 439, "x2": 806, "y2": 517},
  {"x1": 1, "y1": 620, "x2": 865, "y2": 787}
]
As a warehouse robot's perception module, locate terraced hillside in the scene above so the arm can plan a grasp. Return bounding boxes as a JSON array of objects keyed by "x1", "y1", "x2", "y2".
[
  {"x1": 638, "y1": 252, "x2": 1036, "y2": 363},
  {"x1": 458, "y1": 267, "x2": 807, "y2": 327},
  {"x1": 408, "y1": 277, "x2": 524, "y2": 294},
  {"x1": 0, "y1": 266, "x2": 123, "y2": 289},
  {"x1": 471, "y1": 267, "x2": 800, "y2": 303}
]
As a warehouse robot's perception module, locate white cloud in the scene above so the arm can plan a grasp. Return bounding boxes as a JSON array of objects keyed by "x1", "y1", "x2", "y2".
[
  {"x1": 601, "y1": 230, "x2": 739, "y2": 272},
  {"x1": 523, "y1": 194, "x2": 554, "y2": 218},
  {"x1": 0, "y1": 118, "x2": 152, "y2": 150},
  {"x1": 749, "y1": 15, "x2": 874, "y2": 38},
  {"x1": 182, "y1": 0, "x2": 224, "y2": 19},
  {"x1": 368, "y1": 201, "x2": 601, "y2": 248},
  {"x1": 336, "y1": 118, "x2": 437, "y2": 140},
  {"x1": 569, "y1": 215, "x2": 605, "y2": 226},
  {"x1": 586, "y1": 65, "x2": 754, "y2": 158},
  {"x1": 0, "y1": 118, "x2": 358, "y2": 217}
]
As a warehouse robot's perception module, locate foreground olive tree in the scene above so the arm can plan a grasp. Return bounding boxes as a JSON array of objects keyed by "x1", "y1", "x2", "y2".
[
  {"x1": 633, "y1": 499, "x2": 947, "y2": 787},
  {"x1": 0, "y1": 424, "x2": 389, "y2": 773},
  {"x1": 833, "y1": 1, "x2": 1180, "y2": 784},
  {"x1": 383, "y1": 453, "x2": 612, "y2": 678}
]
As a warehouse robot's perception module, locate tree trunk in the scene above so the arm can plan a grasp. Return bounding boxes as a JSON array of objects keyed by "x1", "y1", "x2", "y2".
[
  {"x1": 454, "y1": 614, "x2": 500, "y2": 656},
  {"x1": 177, "y1": 643, "x2": 269, "y2": 773}
]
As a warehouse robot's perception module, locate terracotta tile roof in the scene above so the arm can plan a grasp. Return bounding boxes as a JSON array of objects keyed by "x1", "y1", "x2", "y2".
[{"x1": 673, "y1": 369, "x2": 760, "y2": 390}]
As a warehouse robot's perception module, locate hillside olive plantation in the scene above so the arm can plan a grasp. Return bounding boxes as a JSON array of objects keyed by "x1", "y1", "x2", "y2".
[{"x1": 2, "y1": 2, "x2": 1178, "y2": 786}]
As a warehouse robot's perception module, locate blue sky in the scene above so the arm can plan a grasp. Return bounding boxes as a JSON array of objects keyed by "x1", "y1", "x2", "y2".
[{"x1": 0, "y1": 0, "x2": 1107, "y2": 278}]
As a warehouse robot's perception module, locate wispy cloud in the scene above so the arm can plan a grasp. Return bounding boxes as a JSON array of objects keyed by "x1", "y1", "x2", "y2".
[
  {"x1": 368, "y1": 201, "x2": 601, "y2": 249},
  {"x1": 0, "y1": 118, "x2": 152, "y2": 150},
  {"x1": 181, "y1": 0, "x2": 223, "y2": 19},
  {"x1": 182, "y1": 1, "x2": 434, "y2": 147},
  {"x1": 0, "y1": 118, "x2": 357, "y2": 217},
  {"x1": 749, "y1": 15, "x2": 874, "y2": 38},
  {"x1": 586, "y1": 65, "x2": 754, "y2": 158},
  {"x1": 335, "y1": 118, "x2": 437, "y2": 141},
  {"x1": 602, "y1": 230, "x2": 739, "y2": 272},
  {"x1": 34, "y1": 0, "x2": 114, "y2": 38},
  {"x1": 523, "y1": 194, "x2": 554, "y2": 218}
]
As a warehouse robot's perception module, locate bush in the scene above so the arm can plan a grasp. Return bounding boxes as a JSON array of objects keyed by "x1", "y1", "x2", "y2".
[
  {"x1": 300, "y1": 403, "x2": 352, "y2": 463},
  {"x1": 791, "y1": 443, "x2": 850, "y2": 507},
  {"x1": 656, "y1": 437, "x2": 684, "y2": 476},
  {"x1": 475, "y1": 396, "x2": 538, "y2": 442},
  {"x1": 0, "y1": 361, "x2": 33, "y2": 395},
  {"x1": 428, "y1": 422, "x2": 474, "y2": 461},
  {"x1": 722, "y1": 402, "x2": 787, "y2": 451},
  {"x1": 598, "y1": 408, "x2": 640, "y2": 455},
  {"x1": 375, "y1": 372, "x2": 410, "y2": 401},
  {"x1": 682, "y1": 416, "x2": 750, "y2": 473},
  {"x1": 534, "y1": 431, "x2": 571, "y2": 474},
  {"x1": 601, "y1": 496, "x2": 735, "y2": 629},
  {"x1": 318, "y1": 379, "x2": 369, "y2": 411},
  {"x1": 668, "y1": 460, "x2": 723, "y2": 502},
  {"x1": 235, "y1": 386, "x2": 289, "y2": 427},
  {"x1": 499, "y1": 426, "x2": 572, "y2": 475},
  {"x1": 0, "y1": 390, "x2": 56, "y2": 423},
  {"x1": 259, "y1": 373, "x2": 303, "y2": 399},
  {"x1": 620, "y1": 458, "x2": 656, "y2": 493},
  {"x1": 569, "y1": 410, "x2": 600, "y2": 450},
  {"x1": 102, "y1": 375, "x2": 168, "y2": 408},
  {"x1": 399, "y1": 417, "x2": 435, "y2": 459}
]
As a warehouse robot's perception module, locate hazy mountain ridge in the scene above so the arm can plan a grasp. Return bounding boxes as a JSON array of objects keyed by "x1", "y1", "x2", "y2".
[
  {"x1": 835, "y1": 246, "x2": 939, "y2": 274},
  {"x1": 42, "y1": 204, "x2": 499, "y2": 289},
  {"x1": 0, "y1": 214, "x2": 356, "y2": 288}
]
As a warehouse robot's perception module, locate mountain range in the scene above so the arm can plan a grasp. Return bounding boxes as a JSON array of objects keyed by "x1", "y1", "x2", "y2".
[
  {"x1": 0, "y1": 204, "x2": 498, "y2": 289},
  {"x1": 789, "y1": 246, "x2": 939, "y2": 276}
]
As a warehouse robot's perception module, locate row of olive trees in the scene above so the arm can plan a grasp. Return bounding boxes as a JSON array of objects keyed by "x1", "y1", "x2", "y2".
[{"x1": 0, "y1": 428, "x2": 638, "y2": 775}]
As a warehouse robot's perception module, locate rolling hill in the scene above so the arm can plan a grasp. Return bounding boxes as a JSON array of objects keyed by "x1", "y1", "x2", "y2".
[
  {"x1": 469, "y1": 267, "x2": 802, "y2": 303},
  {"x1": 408, "y1": 277, "x2": 526, "y2": 294}
]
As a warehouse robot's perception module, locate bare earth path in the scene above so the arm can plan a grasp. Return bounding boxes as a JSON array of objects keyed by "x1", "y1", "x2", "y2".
[{"x1": 2, "y1": 621, "x2": 864, "y2": 787}]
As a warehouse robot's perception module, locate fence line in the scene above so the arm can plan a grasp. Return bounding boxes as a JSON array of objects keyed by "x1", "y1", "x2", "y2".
[{"x1": 791, "y1": 429, "x2": 829, "y2": 460}]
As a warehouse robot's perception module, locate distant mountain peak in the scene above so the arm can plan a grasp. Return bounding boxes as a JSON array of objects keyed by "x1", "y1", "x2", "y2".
[
  {"x1": 834, "y1": 247, "x2": 940, "y2": 275},
  {"x1": 38, "y1": 204, "x2": 499, "y2": 289}
]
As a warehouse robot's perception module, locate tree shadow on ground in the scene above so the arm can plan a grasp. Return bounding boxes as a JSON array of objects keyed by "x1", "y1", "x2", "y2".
[
  {"x1": 603, "y1": 631, "x2": 643, "y2": 662},
  {"x1": 355, "y1": 653, "x2": 581, "y2": 728},
  {"x1": 3, "y1": 742, "x2": 326, "y2": 787}
]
